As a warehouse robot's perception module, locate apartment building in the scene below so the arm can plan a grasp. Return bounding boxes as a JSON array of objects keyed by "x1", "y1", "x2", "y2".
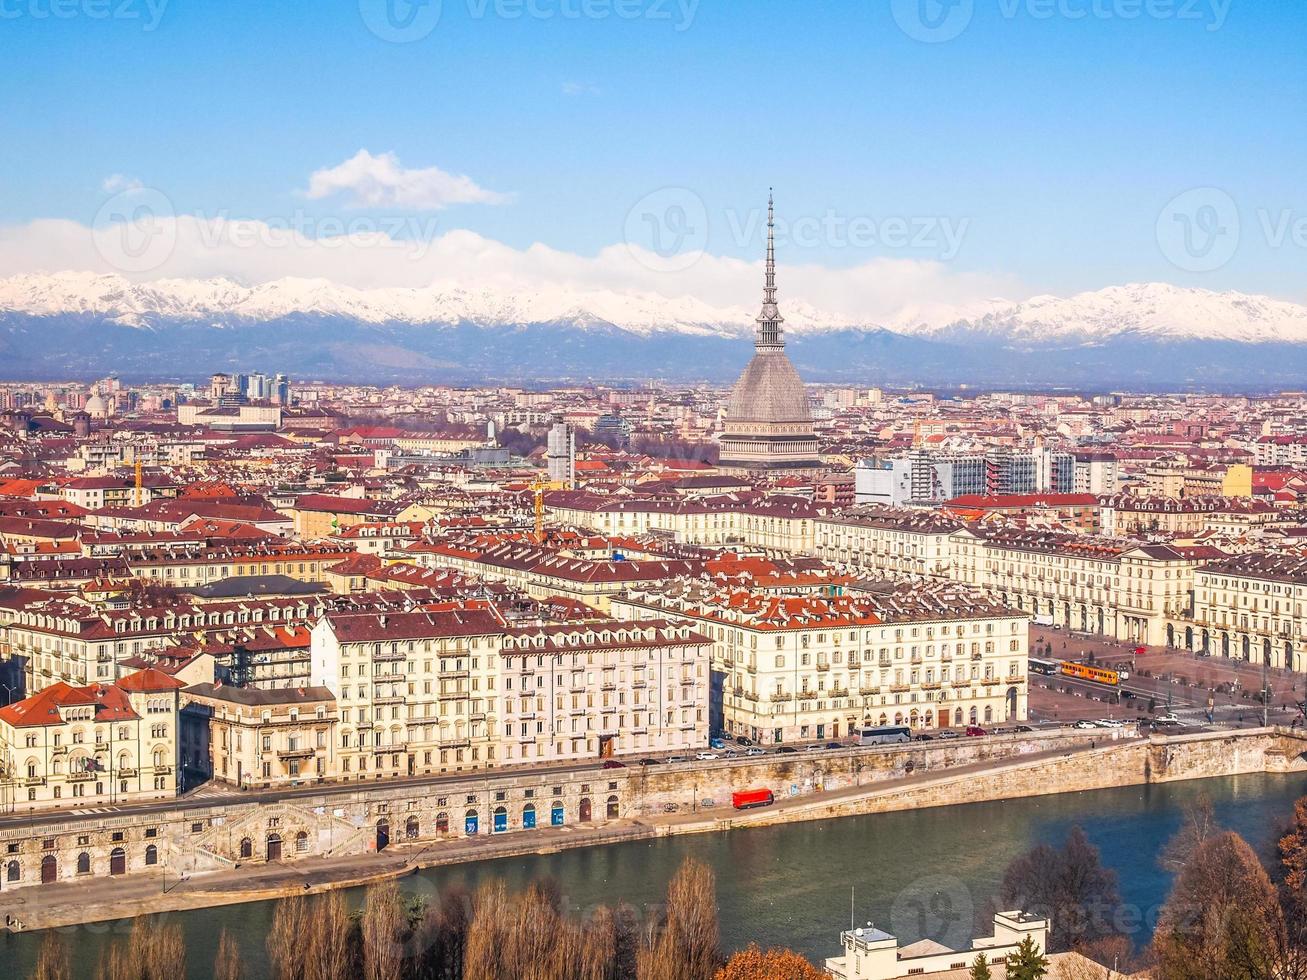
[
  {"x1": 180, "y1": 683, "x2": 338, "y2": 789},
  {"x1": 950, "y1": 527, "x2": 1219, "y2": 645},
  {"x1": 1188, "y1": 553, "x2": 1307, "y2": 668},
  {"x1": 0, "y1": 668, "x2": 182, "y2": 815},
  {"x1": 612, "y1": 580, "x2": 1028, "y2": 742},
  {"x1": 497, "y1": 620, "x2": 710, "y2": 763},
  {"x1": 813, "y1": 508, "x2": 964, "y2": 578},
  {"x1": 309, "y1": 604, "x2": 712, "y2": 779}
]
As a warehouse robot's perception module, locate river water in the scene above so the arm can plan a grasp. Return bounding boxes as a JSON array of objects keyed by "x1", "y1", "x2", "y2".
[{"x1": 5, "y1": 772, "x2": 1305, "y2": 979}]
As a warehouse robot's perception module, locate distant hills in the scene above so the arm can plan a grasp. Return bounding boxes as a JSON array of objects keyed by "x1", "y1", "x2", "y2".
[{"x1": 3, "y1": 272, "x2": 1307, "y2": 389}]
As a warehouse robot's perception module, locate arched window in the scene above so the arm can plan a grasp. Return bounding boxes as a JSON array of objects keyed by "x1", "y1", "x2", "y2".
[
  {"x1": 6, "y1": 861, "x2": 19, "y2": 882},
  {"x1": 295, "y1": 832, "x2": 309, "y2": 853},
  {"x1": 77, "y1": 852, "x2": 91, "y2": 875},
  {"x1": 983, "y1": 706, "x2": 993, "y2": 723},
  {"x1": 405, "y1": 816, "x2": 419, "y2": 839},
  {"x1": 145, "y1": 845, "x2": 158, "y2": 866},
  {"x1": 109, "y1": 848, "x2": 126, "y2": 876},
  {"x1": 239, "y1": 838, "x2": 253, "y2": 860}
]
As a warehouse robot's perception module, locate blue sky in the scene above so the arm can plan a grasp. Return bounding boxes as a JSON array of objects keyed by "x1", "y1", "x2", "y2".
[{"x1": 1, "y1": 0, "x2": 1304, "y2": 313}]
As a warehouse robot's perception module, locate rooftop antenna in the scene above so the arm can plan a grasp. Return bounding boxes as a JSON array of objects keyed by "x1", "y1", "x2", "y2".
[{"x1": 850, "y1": 885, "x2": 855, "y2": 933}]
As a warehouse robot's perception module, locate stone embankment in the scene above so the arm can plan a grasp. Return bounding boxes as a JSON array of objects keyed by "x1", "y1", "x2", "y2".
[{"x1": 3, "y1": 727, "x2": 1303, "y2": 931}]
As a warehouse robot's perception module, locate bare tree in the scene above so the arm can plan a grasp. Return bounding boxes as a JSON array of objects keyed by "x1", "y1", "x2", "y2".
[
  {"x1": 639, "y1": 858, "x2": 721, "y2": 980},
  {"x1": 361, "y1": 879, "x2": 407, "y2": 980},
  {"x1": 214, "y1": 931, "x2": 244, "y2": 980},
  {"x1": 463, "y1": 880, "x2": 512, "y2": 979},
  {"x1": 418, "y1": 883, "x2": 471, "y2": 980},
  {"x1": 28, "y1": 932, "x2": 71, "y2": 980},
  {"x1": 268, "y1": 894, "x2": 309, "y2": 980},
  {"x1": 1161, "y1": 795, "x2": 1219, "y2": 874},
  {"x1": 304, "y1": 890, "x2": 355, "y2": 980},
  {"x1": 1153, "y1": 830, "x2": 1284, "y2": 980}
]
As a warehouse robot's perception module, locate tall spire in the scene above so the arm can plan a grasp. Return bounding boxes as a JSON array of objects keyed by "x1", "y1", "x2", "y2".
[{"x1": 756, "y1": 189, "x2": 784, "y2": 351}]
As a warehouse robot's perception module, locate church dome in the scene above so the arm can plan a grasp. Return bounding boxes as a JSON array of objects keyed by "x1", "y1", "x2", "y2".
[
  {"x1": 726, "y1": 350, "x2": 812, "y2": 424},
  {"x1": 85, "y1": 394, "x2": 107, "y2": 418}
]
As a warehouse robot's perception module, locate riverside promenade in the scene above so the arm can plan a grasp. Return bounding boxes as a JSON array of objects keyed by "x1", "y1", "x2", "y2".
[{"x1": 11, "y1": 728, "x2": 1295, "y2": 932}]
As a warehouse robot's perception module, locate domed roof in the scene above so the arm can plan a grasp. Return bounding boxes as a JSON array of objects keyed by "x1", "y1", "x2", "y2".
[
  {"x1": 85, "y1": 393, "x2": 107, "y2": 417},
  {"x1": 725, "y1": 350, "x2": 812, "y2": 424}
]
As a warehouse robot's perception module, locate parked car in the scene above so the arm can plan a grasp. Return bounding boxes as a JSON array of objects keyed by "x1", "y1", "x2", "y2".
[
  {"x1": 666, "y1": 755, "x2": 689, "y2": 763},
  {"x1": 914, "y1": 733, "x2": 935, "y2": 742},
  {"x1": 661, "y1": 802, "x2": 680, "y2": 813},
  {"x1": 805, "y1": 743, "x2": 824, "y2": 752},
  {"x1": 636, "y1": 758, "x2": 658, "y2": 766},
  {"x1": 824, "y1": 741, "x2": 844, "y2": 750},
  {"x1": 1095, "y1": 719, "x2": 1125, "y2": 729},
  {"x1": 1072, "y1": 720, "x2": 1097, "y2": 730},
  {"x1": 722, "y1": 749, "x2": 739, "y2": 759},
  {"x1": 709, "y1": 737, "x2": 726, "y2": 750},
  {"x1": 695, "y1": 752, "x2": 720, "y2": 761},
  {"x1": 1155, "y1": 712, "x2": 1180, "y2": 723},
  {"x1": 1013, "y1": 725, "x2": 1034, "y2": 733},
  {"x1": 745, "y1": 747, "x2": 767, "y2": 757},
  {"x1": 965, "y1": 726, "x2": 988, "y2": 737},
  {"x1": 601, "y1": 759, "x2": 627, "y2": 769},
  {"x1": 735, "y1": 736, "x2": 755, "y2": 747},
  {"x1": 775, "y1": 746, "x2": 798, "y2": 754},
  {"x1": 699, "y1": 798, "x2": 716, "y2": 809},
  {"x1": 939, "y1": 731, "x2": 960, "y2": 740}
]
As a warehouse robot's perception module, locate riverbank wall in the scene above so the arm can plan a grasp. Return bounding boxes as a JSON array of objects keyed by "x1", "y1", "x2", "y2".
[{"x1": 3, "y1": 727, "x2": 1304, "y2": 930}]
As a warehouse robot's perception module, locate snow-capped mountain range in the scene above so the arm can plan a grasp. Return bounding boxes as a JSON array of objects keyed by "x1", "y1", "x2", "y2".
[
  {"x1": 2, "y1": 272, "x2": 1307, "y2": 387},
  {"x1": 3, "y1": 271, "x2": 1307, "y2": 345}
]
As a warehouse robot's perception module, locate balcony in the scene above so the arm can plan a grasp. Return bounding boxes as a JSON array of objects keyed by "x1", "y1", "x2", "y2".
[
  {"x1": 1004, "y1": 674, "x2": 1023, "y2": 684},
  {"x1": 815, "y1": 663, "x2": 830, "y2": 672},
  {"x1": 921, "y1": 682, "x2": 942, "y2": 691},
  {"x1": 278, "y1": 747, "x2": 316, "y2": 760},
  {"x1": 859, "y1": 686, "x2": 881, "y2": 696},
  {"x1": 889, "y1": 684, "x2": 910, "y2": 694},
  {"x1": 770, "y1": 692, "x2": 793, "y2": 702},
  {"x1": 372, "y1": 743, "x2": 408, "y2": 754},
  {"x1": 24, "y1": 776, "x2": 44, "y2": 786},
  {"x1": 153, "y1": 765, "x2": 173, "y2": 775},
  {"x1": 438, "y1": 690, "x2": 467, "y2": 701},
  {"x1": 116, "y1": 768, "x2": 137, "y2": 778},
  {"x1": 439, "y1": 738, "x2": 470, "y2": 749},
  {"x1": 67, "y1": 771, "x2": 95, "y2": 782},
  {"x1": 829, "y1": 687, "x2": 850, "y2": 699},
  {"x1": 374, "y1": 695, "x2": 405, "y2": 705},
  {"x1": 373, "y1": 671, "x2": 405, "y2": 684},
  {"x1": 374, "y1": 649, "x2": 406, "y2": 663},
  {"x1": 632, "y1": 679, "x2": 647, "y2": 688}
]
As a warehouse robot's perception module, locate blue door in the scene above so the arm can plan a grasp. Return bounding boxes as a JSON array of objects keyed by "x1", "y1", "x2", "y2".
[
  {"x1": 464, "y1": 811, "x2": 478, "y2": 835},
  {"x1": 493, "y1": 807, "x2": 508, "y2": 833},
  {"x1": 523, "y1": 805, "x2": 537, "y2": 830},
  {"x1": 551, "y1": 803, "x2": 565, "y2": 826}
]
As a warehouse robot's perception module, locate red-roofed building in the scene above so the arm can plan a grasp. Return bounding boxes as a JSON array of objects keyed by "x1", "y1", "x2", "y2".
[{"x1": 0, "y1": 668, "x2": 180, "y2": 815}]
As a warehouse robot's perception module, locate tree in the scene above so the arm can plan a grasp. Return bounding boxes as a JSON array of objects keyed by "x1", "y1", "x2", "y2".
[
  {"x1": 361, "y1": 880, "x2": 407, "y2": 980},
  {"x1": 28, "y1": 932, "x2": 71, "y2": 980},
  {"x1": 713, "y1": 943, "x2": 827, "y2": 980},
  {"x1": 968, "y1": 952, "x2": 993, "y2": 980},
  {"x1": 996, "y1": 826, "x2": 1123, "y2": 952},
  {"x1": 268, "y1": 895, "x2": 309, "y2": 980},
  {"x1": 1153, "y1": 830, "x2": 1284, "y2": 980},
  {"x1": 1161, "y1": 795, "x2": 1218, "y2": 874},
  {"x1": 1006, "y1": 935, "x2": 1050, "y2": 980},
  {"x1": 214, "y1": 931, "x2": 243, "y2": 980},
  {"x1": 304, "y1": 891, "x2": 355, "y2": 980}
]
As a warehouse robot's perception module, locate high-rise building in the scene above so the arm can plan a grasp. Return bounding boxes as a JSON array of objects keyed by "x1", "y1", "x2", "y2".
[{"x1": 718, "y1": 194, "x2": 821, "y2": 472}]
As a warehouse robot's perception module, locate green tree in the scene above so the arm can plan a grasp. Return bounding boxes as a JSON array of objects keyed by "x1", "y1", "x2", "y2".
[
  {"x1": 968, "y1": 951, "x2": 993, "y2": 980},
  {"x1": 1006, "y1": 935, "x2": 1049, "y2": 980}
]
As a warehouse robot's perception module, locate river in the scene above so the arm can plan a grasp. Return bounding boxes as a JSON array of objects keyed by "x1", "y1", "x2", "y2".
[{"x1": 5, "y1": 771, "x2": 1305, "y2": 978}]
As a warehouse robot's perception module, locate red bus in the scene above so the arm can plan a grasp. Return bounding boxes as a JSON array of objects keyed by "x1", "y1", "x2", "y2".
[{"x1": 731, "y1": 789, "x2": 775, "y2": 810}]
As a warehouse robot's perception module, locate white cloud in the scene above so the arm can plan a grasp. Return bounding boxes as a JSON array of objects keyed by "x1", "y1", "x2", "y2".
[
  {"x1": 101, "y1": 174, "x2": 144, "y2": 194},
  {"x1": 302, "y1": 150, "x2": 510, "y2": 211},
  {"x1": 0, "y1": 214, "x2": 1020, "y2": 329}
]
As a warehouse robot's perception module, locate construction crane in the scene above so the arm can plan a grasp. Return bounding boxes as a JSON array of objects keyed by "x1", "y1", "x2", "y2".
[
  {"x1": 529, "y1": 478, "x2": 564, "y2": 544},
  {"x1": 134, "y1": 459, "x2": 143, "y2": 508}
]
